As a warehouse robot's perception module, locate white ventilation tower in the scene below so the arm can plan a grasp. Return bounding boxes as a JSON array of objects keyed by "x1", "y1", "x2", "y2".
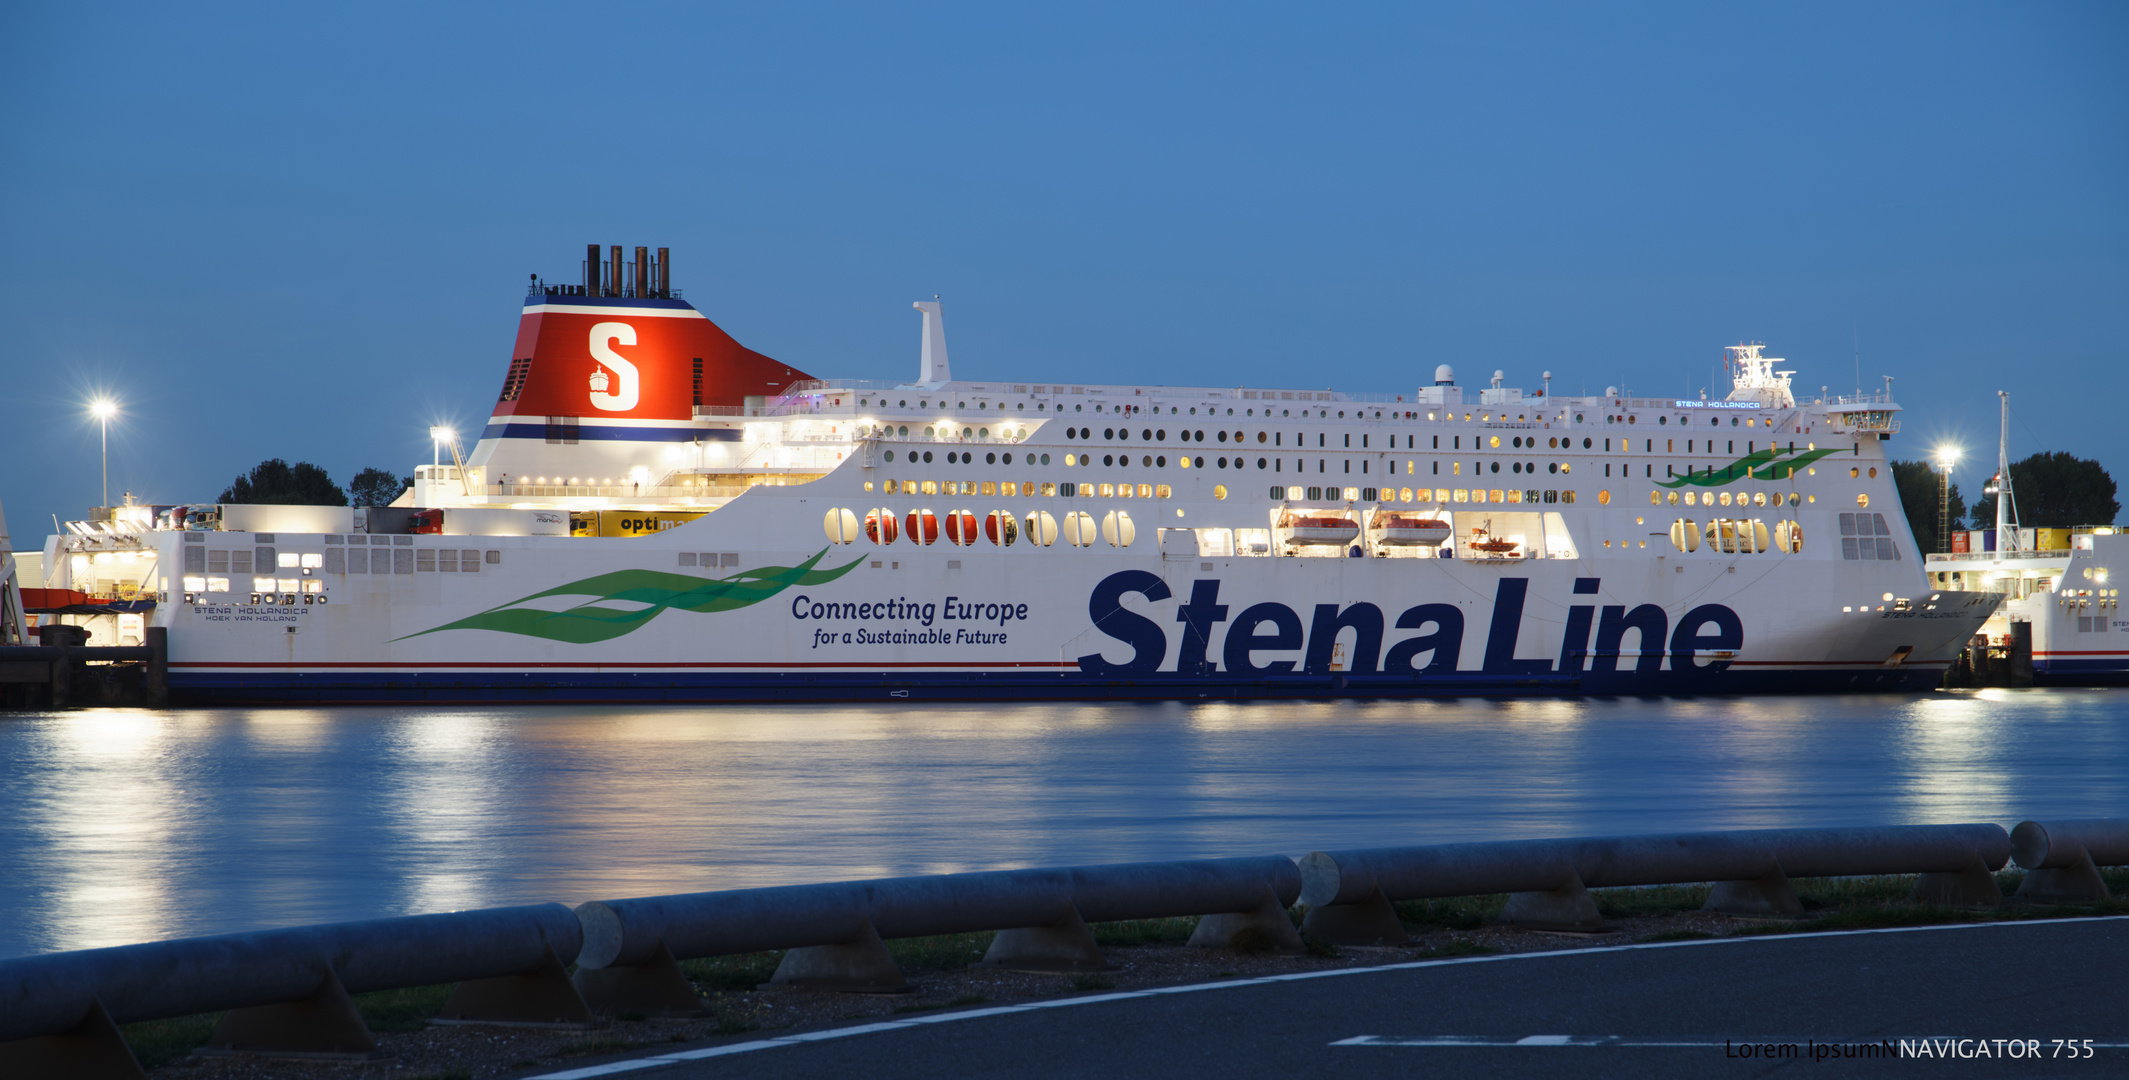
[{"x1": 914, "y1": 300, "x2": 951, "y2": 386}]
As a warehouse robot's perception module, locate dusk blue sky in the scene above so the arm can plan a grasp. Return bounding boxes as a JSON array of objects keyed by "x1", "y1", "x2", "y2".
[{"x1": 3, "y1": 2, "x2": 2122, "y2": 539}]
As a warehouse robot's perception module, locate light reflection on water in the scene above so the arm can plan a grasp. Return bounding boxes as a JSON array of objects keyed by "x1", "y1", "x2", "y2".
[{"x1": 1, "y1": 689, "x2": 2124, "y2": 958}]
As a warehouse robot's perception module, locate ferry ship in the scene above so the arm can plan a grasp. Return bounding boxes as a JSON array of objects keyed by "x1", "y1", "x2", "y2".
[
  {"x1": 46, "y1": 245, "x2": 2007, "y2": 702},
  {"x1": 1922, "y1": 394, "x2": 2125, "y2": 685}
]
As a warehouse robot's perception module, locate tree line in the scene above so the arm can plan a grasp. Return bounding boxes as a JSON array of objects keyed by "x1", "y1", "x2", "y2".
[
  {"x1": 219, "y1": 460, "x2": 411, "y2": 508},
  {"x1": 1892, "y1": 451, "x2": 2119, "y2": 553}
]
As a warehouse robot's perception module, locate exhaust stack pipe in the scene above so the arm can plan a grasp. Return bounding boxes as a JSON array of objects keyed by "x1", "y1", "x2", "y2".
[
  {"x1": 609, "y1": 245, "x2": 623, "y2": 297},
  {"x1": 635, "y1": 246, "x2": 649, "y2": 299},
  {"x1": 657, "y1": 247, "x2": 670, "y2": 298},
  {"x1": 586, "y1": 243, "x2": 600, "y2": 295}
]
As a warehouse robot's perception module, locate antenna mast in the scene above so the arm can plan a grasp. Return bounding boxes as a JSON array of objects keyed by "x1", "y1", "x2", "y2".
[{"x1": 1993, "y1": 390, "x2": 2019, "y2": 557}]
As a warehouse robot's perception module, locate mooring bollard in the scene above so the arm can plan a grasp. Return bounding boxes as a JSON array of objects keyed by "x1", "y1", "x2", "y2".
[{"x1": 2010, "y1": 819, "x2": 2128, "y2": 904}]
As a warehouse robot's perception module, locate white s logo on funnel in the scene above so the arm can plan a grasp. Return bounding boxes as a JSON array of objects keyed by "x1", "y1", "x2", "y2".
[{"x1": 588, "y1": 322, "x2": 640, "y2": 412}]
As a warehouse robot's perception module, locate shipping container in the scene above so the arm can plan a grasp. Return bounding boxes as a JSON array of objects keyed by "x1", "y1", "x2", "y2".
[
  {"x1": 2035, "y1": 527, "x2": 2071, "y2": 551},
  {"x1": 1950, "y1": 530, "x2": 1969, "y2": 553}
]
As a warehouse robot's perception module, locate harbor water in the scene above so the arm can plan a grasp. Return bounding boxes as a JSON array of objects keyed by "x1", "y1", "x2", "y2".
[{"x1": 2, "y1": 688, "x2": 2125, "y2": 959}]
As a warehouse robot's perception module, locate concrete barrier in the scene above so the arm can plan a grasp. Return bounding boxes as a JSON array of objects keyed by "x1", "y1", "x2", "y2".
[
  {"x1": 2010, "y1": 819, "x2": 2128, "y2": 904},
  {"x1": 0, "y1": 903, "x2": 588, "y2": 1070},
  {"x1": 1296, "y1": 824, "x2": 2012, "y2": 940},
  {"x1": 572, "y1": 856, "x2": 1304, "y2": 1003}
]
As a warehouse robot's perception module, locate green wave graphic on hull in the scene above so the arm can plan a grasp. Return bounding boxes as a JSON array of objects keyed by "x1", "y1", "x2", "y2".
[
  {"x1": 1656, "y1": 446, "x2": 1844, "y2": 489},
  {"x1": 396, "y1": 547, "x2": 864, "y2": 644}
]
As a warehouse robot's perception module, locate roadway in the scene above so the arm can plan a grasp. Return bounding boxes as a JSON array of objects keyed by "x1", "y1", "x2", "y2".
[{"x1": 533, "y1": 917, "x2": 2129, "y2": 1079}]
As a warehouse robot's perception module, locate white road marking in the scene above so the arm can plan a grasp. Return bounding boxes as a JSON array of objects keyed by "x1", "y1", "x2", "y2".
[{"x1": 524, "y1": 915, "x2": 2129, "y2": 1080}]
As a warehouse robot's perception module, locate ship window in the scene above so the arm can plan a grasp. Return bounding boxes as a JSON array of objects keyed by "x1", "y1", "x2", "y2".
[
  {"x1": 1857, "y1": 493, "x2": 1870, "y2": 508},
  {"x1": 1213, "y1": 484, "x2": 1228, "y2": 500},
  {"x1": 486, "y1": 550, "x2": 501, "y2": 565},
  {"x1": 1598, "y1": 490, "x2": 1611, "y2": 505}
]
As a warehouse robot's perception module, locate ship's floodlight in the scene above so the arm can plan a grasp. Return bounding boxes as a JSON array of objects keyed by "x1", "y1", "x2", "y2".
[
  {"x1": 1933, "y1": 444, "x2": 1961, "y2": 469},
  {"x1": 90, "y1": 398, "x2": 118, "y2": 420},
  {"x1": 430, "y1": 426, "x2": 455, "y2": 442}
]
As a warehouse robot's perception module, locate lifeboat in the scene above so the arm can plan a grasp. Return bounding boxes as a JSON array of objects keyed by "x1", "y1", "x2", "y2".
[
  {"x1": 1280, "y1": 512, "x2": 1360, "y2": 547},
  {"x1": 1371, "y1": 512, "x2": 1452, "y2": 546},
  {"x1": 904, "y1": 509, "x2": 939, "y2": 546},
  {"x1": 864, "y1": 510, "x2": 899, "y2": 545},
  {"x1": 1465, "y1": 527, "x2": 1520, "y2": 556},
  {"x1": 984, "y1": 510, "x2": 1019, "y2": 547}
]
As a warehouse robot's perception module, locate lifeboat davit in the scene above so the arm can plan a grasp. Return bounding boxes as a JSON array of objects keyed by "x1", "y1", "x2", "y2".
[
  {"x1": 1371, "y1": 512, "x2": 1452, "y2": 546},
  {"x1": 1280, "y1": 513, "x2": 1360, "y2": 547}
]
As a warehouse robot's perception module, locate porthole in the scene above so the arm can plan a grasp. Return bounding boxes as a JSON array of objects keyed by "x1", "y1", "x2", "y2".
[
  {"x1": 897, "y1": 426, "x2": 908, "y2": 436},
  {"x1": 1857, "y1": 493, "x2": 1870, "y2": 508},
  {"x1": 1217, "y1": 431, "x2": 1228, "y2": 442},
  {"x1": 1667, "y1": 491, "x2": 1680, "y2": 505},
  {"x1": 1040, "y1": 454, "x2": 1051, "y2": 465},
  {"x1": 1649, "y1": 490, "x2": 1661, "y2": 506},
  {"x1": 1489, "y1": 462, "x2": 1499, "y2": 473},
  {"x1": 1598, "y1": 490, "x2": 1611, "y2": 505},
  {"x1": 1156, "y1": 456, "x2": 1166, "y2": 467},
  {"x1": 986, "y1": 452, "x2": 997, "y2": 464},
  {"x1": 1659, "y1": 416, "x2": 1668, "y2": 425},
  {"x1": 884, "y1": 450, "x2": 896, "y2": 462},
  {"x1": 1213, "y1": 484, "x2": 1228, "y2": 500},
  {"x1": 922, "y1": 451, "x2": 934, "y2": 463},
  {"x1": 1868, "y1": 467, "x2": 1877, "y2": 479},
  {"x1": 1851, "y1": 466, "x2": 1860, "y2": 478},
  {"x1": 1490, "y1": 436, "x2": 1501, "y2": 448},
  {"x1": 1103, "y1": 455, "x2": 1115, "y2": 467},
  {"x1": 1257, "y1": 457, "x2": 1267, "y2": 469},
  {"x1": 1218, "y1": 457, "x2": 1228, "y2": 468},
  {"x1": 1583, "y1": 438, "x2": 1592, "y2": 449}
]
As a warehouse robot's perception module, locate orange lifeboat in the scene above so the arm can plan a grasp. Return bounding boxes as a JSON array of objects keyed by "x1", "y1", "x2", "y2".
[
  {"x1": 1465, "y1": 526, "x2": 1520, "y2": 555},
  {"x1": 864, "y1": 511, "x2": 899, "y2": 545},
  {"x1": 984, "y1": 510, "x2": 1019, "y2": 547},
  {"x1": 904, "y1": 509, "x2": 940, "y2": 546},
  {"x1": 1371, "y1": 512, "x2": 1452, "y2": 546},
  {"x1": 943, "y1": 510, "x2": 979, "y2": 546}
]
